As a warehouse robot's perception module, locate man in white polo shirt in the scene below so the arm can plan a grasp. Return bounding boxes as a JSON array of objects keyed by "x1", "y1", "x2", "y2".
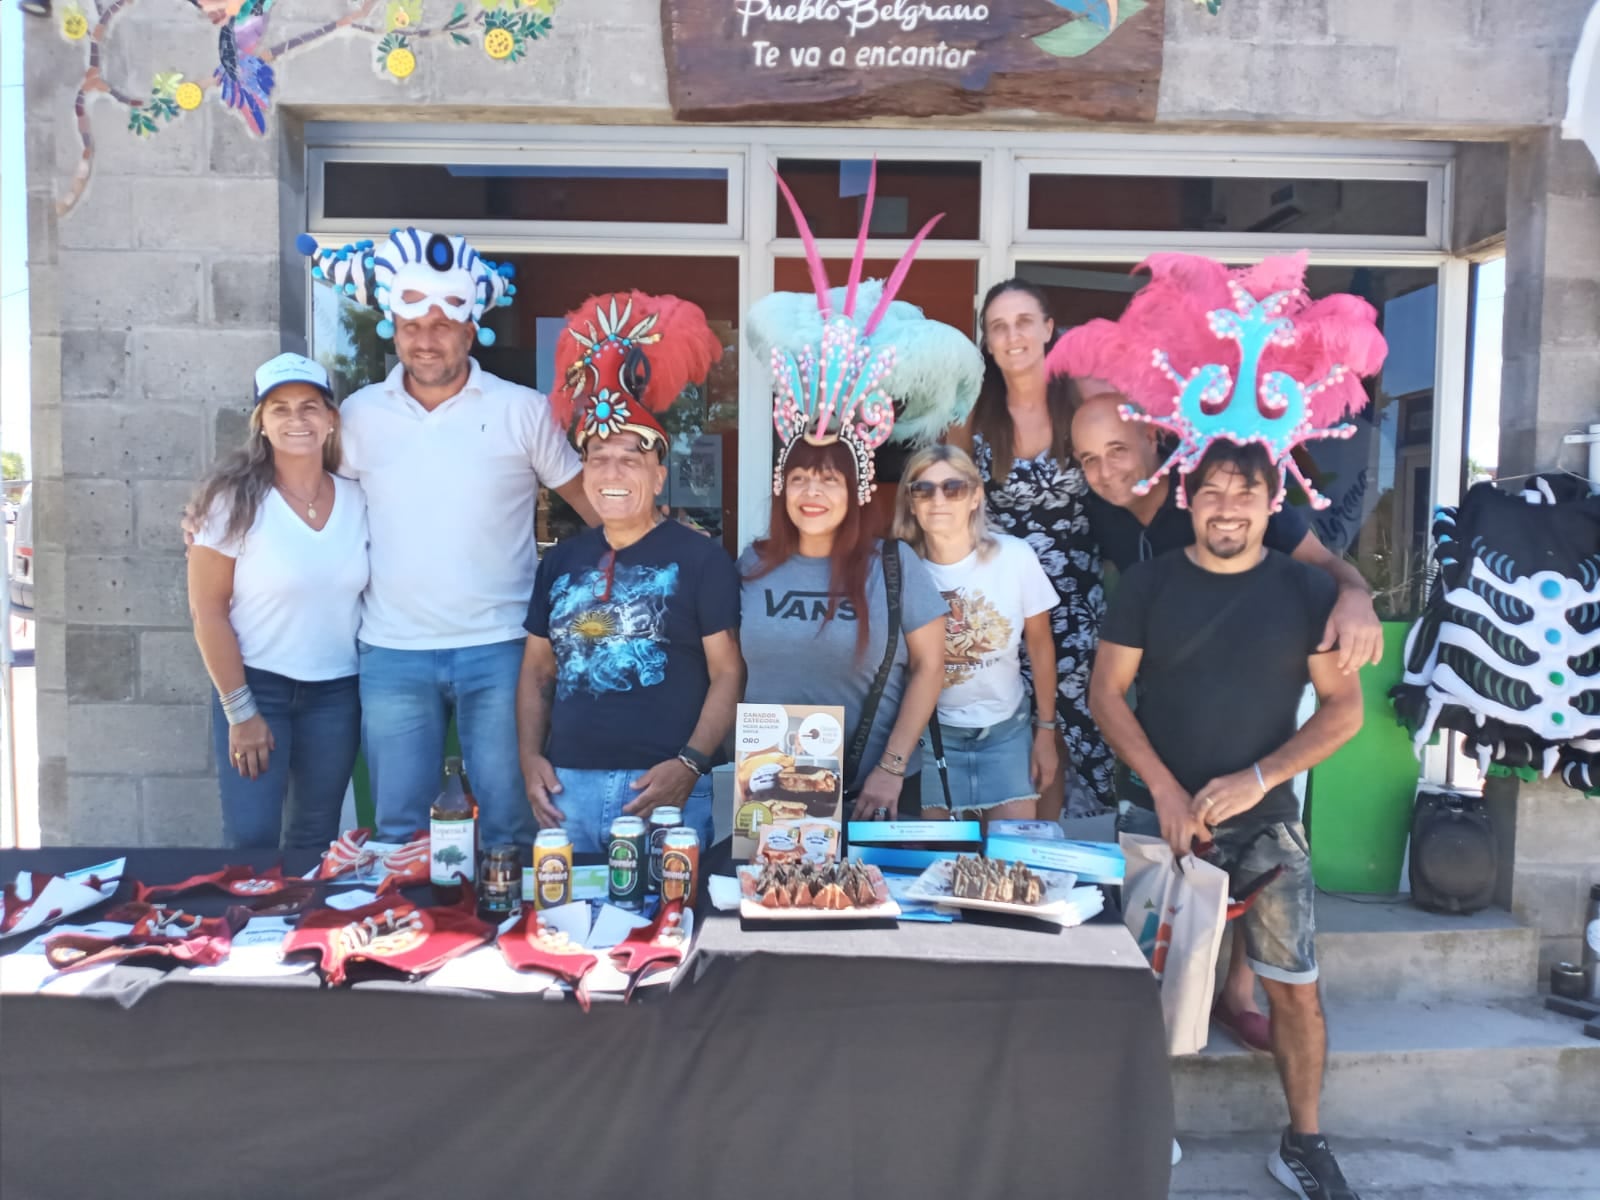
[{"x1": 303, "y1": 227, "x2": 597, "y2": 847}]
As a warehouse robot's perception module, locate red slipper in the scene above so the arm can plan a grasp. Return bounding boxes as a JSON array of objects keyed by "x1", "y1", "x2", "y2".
[{"x1": 1213, "y1": 1000, "x2": 1272, "y2": 1053}]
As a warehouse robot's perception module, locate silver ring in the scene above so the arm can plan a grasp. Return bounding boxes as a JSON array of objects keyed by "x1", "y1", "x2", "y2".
[
  {"x1": 1201, "y1": 796, "x2": 1215, "y2": 808},
  {"x1": 872, "y1": 807, "x2": 889, "y2": 819}
]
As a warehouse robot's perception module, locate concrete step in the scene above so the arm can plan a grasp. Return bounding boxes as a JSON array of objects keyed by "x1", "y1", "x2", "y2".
[
  {"x1": 1169, "y1": 1126, "x2": 1600, "y2": 1200},
  {"x1": 1313, "y1": 895, "x2": 1540, "y2": 1004},
  {"x1": 1174, "y1": 997, "x2": 1600, "y2": 1137}
]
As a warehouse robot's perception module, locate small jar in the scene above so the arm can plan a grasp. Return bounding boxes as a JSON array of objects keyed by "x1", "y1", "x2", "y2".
[{"x1": 477, "y1": 844, "x2": 521, "y2": 921}]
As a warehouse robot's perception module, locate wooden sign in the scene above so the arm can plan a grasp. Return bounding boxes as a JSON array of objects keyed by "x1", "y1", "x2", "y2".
[{"x1": 660, "y1": 0, "x2": 1164, "y2": 123}]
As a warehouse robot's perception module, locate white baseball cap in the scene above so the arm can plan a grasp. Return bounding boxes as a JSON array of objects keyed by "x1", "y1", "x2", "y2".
[{"x1": 254, "y1": 352, "x2": 333, "y2": 404}]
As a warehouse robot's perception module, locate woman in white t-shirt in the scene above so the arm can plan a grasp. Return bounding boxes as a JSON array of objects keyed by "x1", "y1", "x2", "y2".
[
  {"x1": 893, "y1": 445, "x2": 1060, "y2": 825},
  {"x1": 187, "y1": 353, "x2": 369, "y2": 849}
]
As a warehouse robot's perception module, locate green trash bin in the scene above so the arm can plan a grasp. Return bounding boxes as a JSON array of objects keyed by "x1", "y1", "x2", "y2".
[{"x1": 1305, "y1": 620, "x2": 1423, "y2": 894}]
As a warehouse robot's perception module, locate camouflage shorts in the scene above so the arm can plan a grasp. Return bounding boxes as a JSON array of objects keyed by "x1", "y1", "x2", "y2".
[{"x1": 1116, "y1": 803, "x2": 1318, "y2": 985}]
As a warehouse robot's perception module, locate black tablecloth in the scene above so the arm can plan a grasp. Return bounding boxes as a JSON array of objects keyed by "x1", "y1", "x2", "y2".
[{"x1": 0, "y1": 847, "x2": 1173, "y2": 1200}]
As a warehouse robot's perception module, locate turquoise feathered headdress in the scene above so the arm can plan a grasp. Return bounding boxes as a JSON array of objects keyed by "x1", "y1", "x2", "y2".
[{"x1": 746, "y1": 162, "x2": 982, "y2": 503}]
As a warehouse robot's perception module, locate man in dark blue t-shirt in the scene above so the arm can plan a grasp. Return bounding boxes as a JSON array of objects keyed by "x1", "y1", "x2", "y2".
[
  {"x1": 518, "y1": 430, "x2": 741, "y2": 855},
  {"x1": 1072, "y1": 391, "x2": 1383, "y2": 673},
  {"x1": 1090, "y1": 440, "x2": 1365, "y2": 1200}
]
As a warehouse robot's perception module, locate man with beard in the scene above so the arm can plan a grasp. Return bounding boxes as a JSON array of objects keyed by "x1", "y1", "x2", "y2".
[
  {"x1": 1071, "y1": 388, "x2": 1382, "y2": 1054},
  {"x1": 1071, "y1": 390, "x2": 1383, "y2": 675},
  {"x1": 1089, "y1": 438, "x2": 1365, "y2": 1199},
  {"x1": 303, "y1": 229, "x2": 599, "y2": 849}
]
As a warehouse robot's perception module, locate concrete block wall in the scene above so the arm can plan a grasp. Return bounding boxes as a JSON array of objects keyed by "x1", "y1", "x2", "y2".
[
  {"x1": 20, "y1": 0, "x2": 1596, "y2": 847},
  {"x1": 26, "y1": 13, "x2": 285, "y2": 846},
  {"x1": 1494, "y1": 777, "x2": 1600, "y2": 974},
  {"x1": 1499, "y1": 130, "x2": 1600, "y2": 477}
]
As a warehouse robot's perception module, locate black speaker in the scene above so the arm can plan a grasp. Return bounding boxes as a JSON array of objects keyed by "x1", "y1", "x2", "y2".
[{"x1": 1409, "y1": 789, "x2": 1498, "y2": 915}]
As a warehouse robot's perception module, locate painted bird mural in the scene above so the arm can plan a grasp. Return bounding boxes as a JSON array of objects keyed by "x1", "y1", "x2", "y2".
[{"x1": 190, "y1": 0, "x2": 276, "y2": 135}]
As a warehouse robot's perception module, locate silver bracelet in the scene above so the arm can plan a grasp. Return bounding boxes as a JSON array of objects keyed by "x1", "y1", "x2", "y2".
[
  {"x1": 1252, "y1": 761, "x2": 1268, "y2": 796},
  {"x1": 220, "y1": 685, "x2": 258, "y2": 727},
  {"x1": 1032, "y1": 717, "x2": 1056, "y2": 731}
]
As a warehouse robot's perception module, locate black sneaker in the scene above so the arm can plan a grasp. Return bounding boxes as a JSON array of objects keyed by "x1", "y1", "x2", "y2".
[{"x1": 1268, "y1": 1129, "x2": 1361, "y2": 1199}]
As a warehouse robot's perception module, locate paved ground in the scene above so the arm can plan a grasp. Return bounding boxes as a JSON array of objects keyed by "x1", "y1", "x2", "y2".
[{"x1": 1171, "y1": 1125, "x2": 1600, "y2": 1199}]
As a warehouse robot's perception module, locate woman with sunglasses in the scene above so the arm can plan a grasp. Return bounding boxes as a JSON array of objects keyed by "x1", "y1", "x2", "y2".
[
  {"x1": 895, "y1": 446, "x2": 1058, "y2": 824},
  {"x1": 949, "y1": 279, "x2": 1112, "y2": 819}
]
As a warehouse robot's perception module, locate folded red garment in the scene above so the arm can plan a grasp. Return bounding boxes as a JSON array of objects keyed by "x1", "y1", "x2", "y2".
[
  {"x1": 43, "y1": 903, "x2": 250, "y2": 974},
  {"x1": 132, "y1": 864, "x2": 318, "y2": 914},
  {"x1": 283, "y1": 890, "x2": 492, "y2": 986},
  {"x1": 497, "y1": 908, "x2": 599, "y2": 1010},
  {"x1": 314, "y1": 829, "x2": 431, "y2": 894},
  {"x1": 608, "y1": 901, "x2": 690, "y2": 1001}
]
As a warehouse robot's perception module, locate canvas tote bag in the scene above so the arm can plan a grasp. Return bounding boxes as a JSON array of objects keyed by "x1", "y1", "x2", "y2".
[{"x1": 1119, "y1": 832, "x2": 1229, "y2": 1057}]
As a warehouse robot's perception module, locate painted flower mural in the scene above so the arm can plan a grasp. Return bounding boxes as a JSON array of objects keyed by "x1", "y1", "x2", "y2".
[{"x1": 53, "y1": 0, "x2": 564, "y2": 217}]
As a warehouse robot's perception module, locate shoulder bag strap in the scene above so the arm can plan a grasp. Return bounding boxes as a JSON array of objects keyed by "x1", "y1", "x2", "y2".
[
  {"x1": 927, "y1": 717, "x2": 954, "y2": 814},
  {"x1": 845, "y1": 539, "x2": 904, "y2": 788}
]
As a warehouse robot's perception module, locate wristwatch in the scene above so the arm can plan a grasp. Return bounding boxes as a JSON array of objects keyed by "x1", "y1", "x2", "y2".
[{"x1": 677, "y1": 745, "x2": 712, "y2": 776}]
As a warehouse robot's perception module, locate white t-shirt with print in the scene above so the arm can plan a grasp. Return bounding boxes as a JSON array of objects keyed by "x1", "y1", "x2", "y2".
[
  {"x1": 195, "y1": 474, "x2": 369, "y2": 681},
  {"x1": 921, "y1": 532, "x2": 1057, "y2": 728},
  {"x1": 339, "y1": 359, "x2": 582, "y2": 650}
]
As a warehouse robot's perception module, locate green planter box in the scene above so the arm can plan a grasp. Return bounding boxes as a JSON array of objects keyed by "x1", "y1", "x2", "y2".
[{"x1": 1305, "y1": 621, "x2": 1422, "y2": 894}]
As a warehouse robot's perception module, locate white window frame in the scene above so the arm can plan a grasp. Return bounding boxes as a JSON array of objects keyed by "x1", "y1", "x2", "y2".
[
  {"x1": 301, "y1": 123, "x2": 1466, "y2": 603},
  {"x1": 308, "y1": 143, "x2": 747, "y2": 241},
  {"x1": 1010, "y1": 148, "x2": 1449, "y2": 252}
]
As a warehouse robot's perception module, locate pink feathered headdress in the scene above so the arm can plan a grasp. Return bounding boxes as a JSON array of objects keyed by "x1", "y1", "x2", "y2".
[{"x1": 1047, "y1": 252, "x2": 1387, "y2": 510}]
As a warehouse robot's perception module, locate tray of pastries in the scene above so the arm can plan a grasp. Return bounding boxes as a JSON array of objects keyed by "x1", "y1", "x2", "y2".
[
  {"x1": 737, "y1": 861, "x2": 900, "y2": 921},
  {"x1": 905, "y1": 856, "x2": 1081, "y2": 918}
]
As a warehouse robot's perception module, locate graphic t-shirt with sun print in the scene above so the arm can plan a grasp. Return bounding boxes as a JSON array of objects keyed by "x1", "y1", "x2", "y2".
[
  {"x1": 525, "y1": 521, "x2": 740, "y2": 770},
  {"x1": 920, "y1": 533, "x2": 1058, "y2": 730}
]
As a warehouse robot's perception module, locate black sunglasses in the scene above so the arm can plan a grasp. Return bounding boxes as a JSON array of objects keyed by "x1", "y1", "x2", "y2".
[{"x1": 907, "y1": 479, "x2": 974, "y2": 501}]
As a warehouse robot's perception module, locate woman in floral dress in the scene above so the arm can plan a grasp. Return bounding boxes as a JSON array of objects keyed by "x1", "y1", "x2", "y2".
[{"x1": 950, "y1": 279, "x2": 1112, "y2": 817}]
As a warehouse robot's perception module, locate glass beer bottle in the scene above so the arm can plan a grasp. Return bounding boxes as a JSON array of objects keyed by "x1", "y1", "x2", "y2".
[{"x1": 430, "y1": 756, "x2": 478, "y2": 904}]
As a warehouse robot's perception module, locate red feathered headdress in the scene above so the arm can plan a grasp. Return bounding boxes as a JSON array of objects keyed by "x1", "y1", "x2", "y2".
[
  {"x1": 1048, "y1": 252, "x2": 1387, "y2": 509},
  {"x1": 551, "y1": 291, "x2": 723, "y2": 454}
]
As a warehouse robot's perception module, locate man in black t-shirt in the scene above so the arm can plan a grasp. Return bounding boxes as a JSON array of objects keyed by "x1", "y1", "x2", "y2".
[
  {"x1": 1072, "y1": 391, "x2": 1383, "y2": 673},
  {"x1": 1090, "y1": 440, "x2": 1365, "y2": 1200},
  {"x1": 518, "y1": 431, "x2": 742, "y2": 856}
]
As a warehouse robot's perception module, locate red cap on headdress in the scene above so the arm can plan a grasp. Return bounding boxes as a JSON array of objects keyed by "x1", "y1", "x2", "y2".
[{"x1": 551, "y1": 291, "x2": 723, "y2": 453}]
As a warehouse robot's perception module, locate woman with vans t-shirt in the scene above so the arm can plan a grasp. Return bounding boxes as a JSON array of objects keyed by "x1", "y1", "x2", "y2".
[
  {"x1": 187, "y1": 354, "x2": 368, "y2": 849},
  {"x1": 894, "y1": 445, "x2": 1059, "y2": 825}
]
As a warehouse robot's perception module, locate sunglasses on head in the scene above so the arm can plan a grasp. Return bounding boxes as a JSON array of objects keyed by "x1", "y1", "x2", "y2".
[{"x1": 907, "y1": 479, "x2": 973, "y2": 501}]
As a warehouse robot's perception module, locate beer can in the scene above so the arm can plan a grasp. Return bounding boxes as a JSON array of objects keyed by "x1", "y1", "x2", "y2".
[
  {"x1": 608, "y1": 815, "x2": 648, "y2": 911},
  {"x1": 647, "y1": 806, "x2": 683, "y2": 895},
  {"x1": 478, "y1": 844, "x2": 521, "y2": 921},
  {"x1": 659, "y1": 827, "x2": 701, "y2": 906},
  {"x1": 532, "y1": 828, "x2": 573, "y2": 911}
]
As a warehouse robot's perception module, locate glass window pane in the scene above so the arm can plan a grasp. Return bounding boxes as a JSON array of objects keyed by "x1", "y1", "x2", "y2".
[
  {"x1": 1026, "y1": 174, "x2": 1429, "y2": 237},
  {"x1": 1016, "y1": 260, "x2": 1442, "y2": 619},
  {"x1": 322, "y1": 161, "x2": 730, "y2": 225},
  {"x1": 775, "y1": 159, "x2": 981, "y2": 241},
  {"x1": 313, "y1": 254, "x2": 742, "y2": 556}
]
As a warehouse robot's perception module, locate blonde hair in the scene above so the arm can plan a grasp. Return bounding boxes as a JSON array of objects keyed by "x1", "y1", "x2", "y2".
[
  {"x1": 190, "y1": 391, "x2": 343, "y2": 545},
  {"x1": 893, "y1": 444, "x2": 997, "y2": 562}
]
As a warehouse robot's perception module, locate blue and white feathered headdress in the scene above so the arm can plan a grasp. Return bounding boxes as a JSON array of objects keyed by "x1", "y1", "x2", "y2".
[
  {"x1": 296, "y1": 228, "x2": 516, "y2": 347},
  {"x1": 746, "y1": 162, "x2": 982, "y2": 503}
]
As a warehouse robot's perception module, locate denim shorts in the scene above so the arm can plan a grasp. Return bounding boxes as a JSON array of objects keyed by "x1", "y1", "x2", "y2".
[
  {"x1": 1115, "y1": 802, "x2": 1318, "y2": 985},
  {"x1": 918, "y1": 702, "x2": 1039, "y2": 814}
]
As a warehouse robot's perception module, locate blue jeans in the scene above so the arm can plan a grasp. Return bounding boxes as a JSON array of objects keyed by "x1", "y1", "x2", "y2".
[
  {"x1": 358, "y1": 638, "x2": 536, "y2": 848},
  {"x1": 212, "y1": 667, "x2": 360, "y2": 851},
  {"x1": 551, "y1": 768, "x2": 715, "y2": 856}
]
